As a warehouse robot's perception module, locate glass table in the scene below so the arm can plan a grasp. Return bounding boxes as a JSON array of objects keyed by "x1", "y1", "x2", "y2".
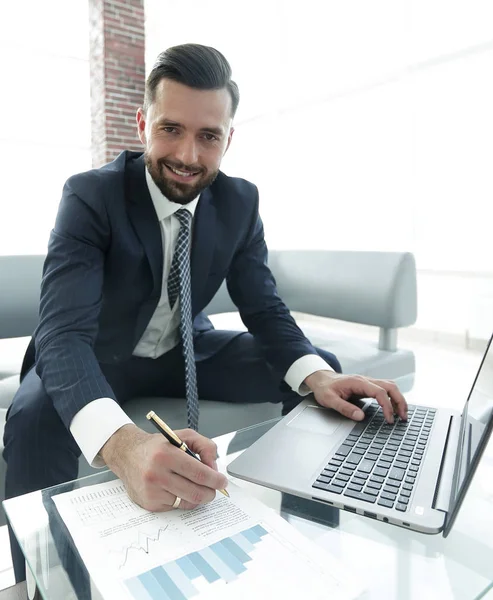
[{"x1": 3, "y1": 417, "x2": 493, "y2": 600}]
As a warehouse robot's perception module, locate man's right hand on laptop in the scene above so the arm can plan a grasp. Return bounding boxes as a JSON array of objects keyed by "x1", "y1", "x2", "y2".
[
  {"x1": 304, "y1": 370, "x2": 408, "y2": 423},
  {"x1": 99, "y1": 424, "x2": 228, "y2": 511}
]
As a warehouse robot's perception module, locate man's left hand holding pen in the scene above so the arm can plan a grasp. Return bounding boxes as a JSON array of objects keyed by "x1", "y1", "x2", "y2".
[{"x1": 98, "y1": 424, "x2": 229, "y2": 512}]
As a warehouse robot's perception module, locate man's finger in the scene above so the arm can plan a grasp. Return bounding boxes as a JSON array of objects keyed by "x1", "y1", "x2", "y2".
[
  {"x1": 341, "y1": 377, "x2": 395, "y2": 423},
  {"x1": 153, "y1": 490, "x2": 199, "y2": 512},
  {"x1": 125, "y1": 487, "x2": 198, "y2": 513},
  {"x1": 316, "y1": 393, "x2": 366, "y2": 421},
  {"x1": 178, "y1": 429, "x2": 218, "y2": 470},
  {"x1": 166, "y1": 472, "x2": 217, "y2": 506},
  {"x1": 166, "y1": 445, "x2": 228, "y2": 491},
  {"x1": 369, "y1": 379, "x2": 408, "y2": 420}
]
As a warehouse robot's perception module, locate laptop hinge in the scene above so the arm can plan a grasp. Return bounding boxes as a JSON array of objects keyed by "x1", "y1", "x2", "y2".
[{"x1": 433, "y1": 414, "x2": 461, "y2": 513}]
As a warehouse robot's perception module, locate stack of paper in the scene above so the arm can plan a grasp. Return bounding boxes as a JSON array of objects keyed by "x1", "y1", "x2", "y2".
[{"x1": 53, "y1": 480, "x2": 364, "y2": 599}]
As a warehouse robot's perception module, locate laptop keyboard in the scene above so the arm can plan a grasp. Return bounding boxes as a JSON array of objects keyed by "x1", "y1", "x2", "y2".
[{"x1": 312, "y1": 402, "x2": 436, "y2": 512}]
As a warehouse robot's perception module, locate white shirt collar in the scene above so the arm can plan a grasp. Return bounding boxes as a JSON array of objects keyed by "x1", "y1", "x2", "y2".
[{"x1": 145, "y1": 167, "x2": 199, "y2": 221}]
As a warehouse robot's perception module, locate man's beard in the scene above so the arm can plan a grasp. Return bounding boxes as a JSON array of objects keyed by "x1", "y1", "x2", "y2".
[{"x1": 145, "y1": 153, "x2": 218, "y2": 205}]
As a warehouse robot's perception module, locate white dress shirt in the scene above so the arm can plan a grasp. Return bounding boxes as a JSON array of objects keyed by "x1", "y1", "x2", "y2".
[{"x1": 70, "y1": 170, "x2": 332, "y2": 467}]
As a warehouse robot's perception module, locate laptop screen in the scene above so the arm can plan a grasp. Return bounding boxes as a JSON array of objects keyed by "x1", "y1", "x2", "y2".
[{"x1": 444, "y1": 335, "x2": 493, "y2": 536}]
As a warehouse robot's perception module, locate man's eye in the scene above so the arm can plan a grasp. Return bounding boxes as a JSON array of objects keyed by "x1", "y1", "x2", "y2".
[
  {"x1": 163, "y1": 127, "x2": 177, "y2": 133},
  {"x1": 203, "y1": 133, "x2": 218, "y2": 141}
]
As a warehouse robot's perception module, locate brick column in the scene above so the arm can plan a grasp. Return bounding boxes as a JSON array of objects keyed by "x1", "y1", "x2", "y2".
[{"x1": 88, "y1": 0, "x2": 145, "y2": 168}]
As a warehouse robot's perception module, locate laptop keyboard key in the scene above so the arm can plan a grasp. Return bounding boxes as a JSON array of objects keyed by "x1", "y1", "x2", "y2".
[
  {"x1": 383, "y1": 448, "x2": 397, "y2": 457},
  {"x1": 396, "y1": 503, "x2": 408, "y2": 512},
  {"x1": 348, "y1": 483, "x2": 363, "y2": 492},
  {"x1": 389, "y1": 467, "x2": 405, "y2": 481},
  {"x1": 394, "y1": 461, "x2": 408, "y2": 470},
  {"x1": 323, "y1": 484, "x2": 344, "y2": 494},
  {"x1": 370, "y1": 475, "x2": 385, "y2": 484},
  {"x1": 340, "y1": 468, "x2": 354, "y2": 477},
  {"x1": 374, "y1": 466, "x2": 389, "y2": 477},
  {"x1": 347, "y1": 453, "x2": 363, "y2": 465},
  {"x1": 377, "y1": 498, "x2": 394, "y2": 509},
  {"x1": 332, "y1": 479, "x2": 347, "y2": 488},
  {"x1": 381, "y1": 491, "x2": 397, "y2": 501},
  {"x1": 335, "y1": 445, "x2": 353, "y2": 457},
  {"x1": 350, "y1": 423, "x2": 368, "y2": 436},
  {"x1": 352, "y1": 447, "x2": 367, "y2": 455},
  {"x1": 358, "y1": 459, "x2": 376, "y2": 474},
  {"x1": 312, "y1": 482, "x2": 331, "y2": 491},
  {"x1": 352, "y1": 477, "x2": 367, "y2": 486},
  {"x1": 385, "y1": 480, "x2": 401, "y2": 489},
  {"x1": 398, "y1": 495, "x2": 410, "y2": 503},
  {"x1": 343, "y1": 489, "x2": 377, "y2": 504}
]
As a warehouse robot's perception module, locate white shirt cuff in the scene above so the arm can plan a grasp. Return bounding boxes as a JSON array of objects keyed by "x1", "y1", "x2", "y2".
[
  {"x1": 70, "y1": 398, "x2": 133, "y2": 468},
  {"x1": 284, "y1": 354, "x2": 335, "y2": 396}
]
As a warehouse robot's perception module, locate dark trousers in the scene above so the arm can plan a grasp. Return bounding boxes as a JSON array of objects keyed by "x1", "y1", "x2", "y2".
[{"x1": 3, "y1": 330, "x2": 341, "y2": 582}]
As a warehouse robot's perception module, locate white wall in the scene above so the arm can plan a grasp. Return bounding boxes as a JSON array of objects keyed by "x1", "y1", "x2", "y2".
[
  {"x1": 146, "y1": 0, "x2": 493, "y2": 343},
  {"x1": 0, "y1": 0, "x2": 92, "y2": 256}
]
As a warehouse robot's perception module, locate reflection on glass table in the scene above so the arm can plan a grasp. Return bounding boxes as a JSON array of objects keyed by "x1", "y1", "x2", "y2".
[{"x1": 3, "y1": 416, "x2": 493, "y2": 600}]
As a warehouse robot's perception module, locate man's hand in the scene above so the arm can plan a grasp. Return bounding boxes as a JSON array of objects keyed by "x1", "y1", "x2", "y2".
[
  {"x1": 304, "y1": 370, "x2": 408, "y2": 423},
  {"x1": 99, "y1": 424, "x2": 228, "y2": 512}
]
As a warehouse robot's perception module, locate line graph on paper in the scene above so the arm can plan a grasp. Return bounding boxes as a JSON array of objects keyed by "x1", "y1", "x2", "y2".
[
  {"x1": 103, "y1": 518, "x2": 190, "y2": 578},
  {"x1": 63, "y1": 482, "x2": 192, "y2": 578},
  {"x1": 69, "y1": 484, "x2": 141, "y2": 526},
  {"x1": 110, "y1": 525, "x2": 171, "y2": 570}
]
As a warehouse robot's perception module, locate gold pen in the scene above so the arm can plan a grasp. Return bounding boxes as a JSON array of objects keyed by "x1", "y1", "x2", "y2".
[{"x1": 146, "y1": 411, "x2": 230, "y2": 497}]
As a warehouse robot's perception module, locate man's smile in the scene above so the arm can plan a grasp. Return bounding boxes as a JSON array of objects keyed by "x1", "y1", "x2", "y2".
[{"x1": 164, "y1": 163, "x2": 201, "y2": 183}]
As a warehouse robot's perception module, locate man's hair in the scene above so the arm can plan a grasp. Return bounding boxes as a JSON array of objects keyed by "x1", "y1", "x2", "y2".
[{"x1": 143, "y1": 43, "x2": 240, "y2": 117}]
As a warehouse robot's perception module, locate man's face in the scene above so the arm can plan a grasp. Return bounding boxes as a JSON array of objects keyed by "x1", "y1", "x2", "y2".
[{"x1": 137, "y1": 79, "x2": 234, "y2": 205}]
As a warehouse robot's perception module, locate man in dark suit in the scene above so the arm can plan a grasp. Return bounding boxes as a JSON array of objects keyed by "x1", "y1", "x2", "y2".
[{"x1": 3, "y1": 43, "x2": 407, "y2": 581}]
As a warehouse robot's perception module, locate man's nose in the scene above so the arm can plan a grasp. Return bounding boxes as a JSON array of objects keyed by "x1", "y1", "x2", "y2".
[{"x1": 175, "y1": 135, "x2": 198, "y2": 167}]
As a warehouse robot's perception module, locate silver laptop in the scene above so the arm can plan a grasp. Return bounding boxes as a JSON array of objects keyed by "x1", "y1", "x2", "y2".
[{"x1": 227, "y1": 335, "x2": 493, "y2": 535}]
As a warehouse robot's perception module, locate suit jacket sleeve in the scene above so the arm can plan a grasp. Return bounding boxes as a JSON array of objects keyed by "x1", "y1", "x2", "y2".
[
  {"x1": 226, "y1": 189, "x2": 318, "y2": 384},
  {"x1": 34, "y1": 179, "x2": 117, "y2": 429}
]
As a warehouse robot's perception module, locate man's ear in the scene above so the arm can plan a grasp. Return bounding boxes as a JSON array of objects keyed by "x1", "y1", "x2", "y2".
[
  {"x1": 224, "y1": 127, "x2": 235, "y2": 155},
  {"x1": 136, "y1": 108, "x2": 146, "y2": 145}
]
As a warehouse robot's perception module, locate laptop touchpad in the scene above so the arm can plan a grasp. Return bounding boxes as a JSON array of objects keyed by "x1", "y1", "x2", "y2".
[{"x1": 286, "y1": 405, "x2": 346, "y2": 436}]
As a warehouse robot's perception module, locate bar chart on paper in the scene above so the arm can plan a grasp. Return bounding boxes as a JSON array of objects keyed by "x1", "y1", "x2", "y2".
[
  {"x1": 124, "y1": 524, "x2": 339, "y2": 599},
  {"x1": 53, "y1": 481, "x2": 358, "y2": 600}
]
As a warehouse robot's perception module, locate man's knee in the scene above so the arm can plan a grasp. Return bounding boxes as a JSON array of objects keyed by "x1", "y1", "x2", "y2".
[
  {"x1": 3, "y1": 370, "x2": 79, "y2": 494},
  {"x1": 5, "y1": 370, "x2": 56, "y2": 448}
]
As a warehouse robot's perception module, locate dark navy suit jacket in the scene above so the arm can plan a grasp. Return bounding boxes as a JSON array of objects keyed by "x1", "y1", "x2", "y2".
[{"x1": 26, "y1": 151, "x2": 317, "y2": 428}]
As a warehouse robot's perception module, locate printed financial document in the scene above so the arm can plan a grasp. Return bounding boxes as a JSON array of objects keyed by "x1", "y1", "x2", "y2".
[{"x1": 53, "y1": 479, "x2": 364, "y2": 600}]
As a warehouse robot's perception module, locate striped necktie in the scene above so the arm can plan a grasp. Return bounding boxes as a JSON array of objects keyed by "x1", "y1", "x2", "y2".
[{"x1": 167, "y1": 208, "x2": 199, "y2": 430}]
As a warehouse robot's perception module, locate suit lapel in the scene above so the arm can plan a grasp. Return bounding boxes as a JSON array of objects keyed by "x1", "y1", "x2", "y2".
[
  {"x1": 191, "y1": 187, "x2": 216, "y2": 314},
  {"x1": 125, "y1": 155, "x2": 163, "y2": 294}
]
